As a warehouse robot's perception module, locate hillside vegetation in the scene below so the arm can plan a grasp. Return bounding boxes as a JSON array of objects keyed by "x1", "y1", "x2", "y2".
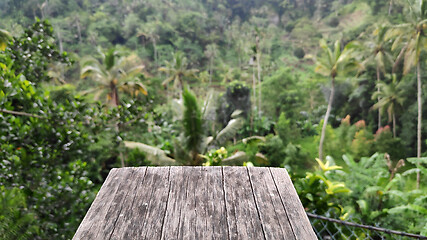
[{"x1": 1, "y1": 0, "x2": 427, "y2": 238}]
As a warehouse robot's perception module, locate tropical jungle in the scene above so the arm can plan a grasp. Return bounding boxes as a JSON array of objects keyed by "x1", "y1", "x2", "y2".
[{"x1": 0, "y1": 0, "x2": 427, "y2": 239}]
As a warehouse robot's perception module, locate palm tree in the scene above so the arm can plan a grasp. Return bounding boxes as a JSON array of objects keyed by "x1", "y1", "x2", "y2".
[
  {"x1": 81, "y1": 47, "x2": 147, "y2": 168},
  {"x1": 80, "y1": 47, "x2": 148, "y2": 106},
  {"x1": 386, "y1": 0, "x2": 427, "y2": 188},
  {"x1": 363, "y1": 24, "x2": 394, "y2": 131},
  {"x1": 315, "y1": 39, "x2": 359, "y2": 160},
  {"x1": 137, "y1": 22, "x2": 160, "y2": 68},
  {"x1": 204, "y1": 44, "x2": 218, "y2": 85},
  {"x1": 159, "y1": 52, "x2": 198, "y2": 97},
  {"x1": 0, "y1": 29, "x2": 11, "y2": 51},
  {"x1": 372, "y1": 75, "x2": 405, "y2": 138},
  {"x1": 125, "y1": 89, "x2": 244, "y2": 166}
]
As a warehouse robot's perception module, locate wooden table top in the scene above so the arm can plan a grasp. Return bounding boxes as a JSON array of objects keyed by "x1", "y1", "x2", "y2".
[{"x1": 73, "y1": 166, "x2": 316, "y2": 240}]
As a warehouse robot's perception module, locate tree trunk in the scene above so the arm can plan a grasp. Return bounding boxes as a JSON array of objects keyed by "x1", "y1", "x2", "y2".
[
  {"x1": 319, "y1": 77, "x2": 335, "y2": 160},
  {"x1": 110, "y1": 81, "x2": 125, "y2": 168},
  {"x1": 257, "y1": 52, "x2": 262, "y2": 118},
  {"x1": 110, "y1": 81, "x2": 120, "y2": 106},
  {"x1": 388, "y1": 0, "x2": 393, "y2": 15},
  {"x1": 76, "y1": 17, "x2": 82, "y2": 43},
  {"x1": 57, "y1": 30, "x2": 63, "y2": 53},
  {"x1": 377, "y1": 66, "x2": 382, "y2": 130},
  {"x1": 392, "y1": 44, "x2": 408, "y2": 74},
  {"x1": 209, "y1": 58, "x2": 213, "y2": 85},
  {"x1": 153, "y1": 39, "x2": 157, "y2": 69},
  {"x1": 393, "y1": 113, "x2": 396, "y2": 138},
  {"x1": 417, "y1": 61, "x2": 422, "y2": 189},
  {"x1": 252, "y1": 64, "x2": 257, "y2": 112}
]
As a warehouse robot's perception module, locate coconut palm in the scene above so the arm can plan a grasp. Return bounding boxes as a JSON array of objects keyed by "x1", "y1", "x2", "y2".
[
  {"x1": 0, "y1": 29, "x2": 11, "y2": 51},
  {"x1": 315, "y1": 39, "x2": 359, "y2": 160},
  {"x1": 363, "y1": 24, "x2": 394, "y2": 130},
  {"x1": 372, "y1": 75, "x2": 405, "y2": 138},
  {"x1": 204, "y1": 43, "x2": 218, "y2": 84},
  {"x1": 386, "y1": 0, "x2": 427, "y2": 188},
  {"x1": 80, "y1": 47, "x2": 148, "y2": 106},
  {"x1": 159, "y1": 52, "x2": 198, "y2": 97},
  {"x1": 137, "y1": 22, "x2": 160, "y2": 68},
  {"x1": 125, "y1": 89, "x2": 244, "y2": 166}
]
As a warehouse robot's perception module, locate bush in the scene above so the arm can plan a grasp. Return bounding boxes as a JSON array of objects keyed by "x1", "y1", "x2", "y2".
[
  {"x1": 328, "y1": 17, "x2": 340, "y2": 27},
  {"x1": 285, "y1": 22, "x2": 295, "y2": 32},
  {"x1": 293, "y1": 47, "x2": 305, "y2": 59}
]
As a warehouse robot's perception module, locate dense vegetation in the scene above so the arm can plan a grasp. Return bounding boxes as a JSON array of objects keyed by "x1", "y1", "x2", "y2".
[{"x1": 1, "y1": 0, "x2": 426, "y2": 238}]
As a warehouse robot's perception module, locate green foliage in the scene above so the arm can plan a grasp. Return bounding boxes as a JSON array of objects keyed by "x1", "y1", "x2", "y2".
[
  {"x1": 294, "y1": 157, "x2": 350, "y2": 216},
  {"x1": 2, "y1": 0, "x2": 427, "y2": 237},
  {"x1": 217, "y1": 81, "x2": 251, "y2": 127},
  {"x1": 276, "y1": 112, "x2": 300, "y2": 145},
  {"x1": 374, "y1": 126, "x2": 405, "y2": 160},
  {"x1": 261, "y1": 68, "x2": 303, "y2": 120},
  {"x1": 0, "y1": 55, "x2": 98, "y2": 238},
  {"x1": 182, "y1": 88, "x2": 203, "y2": 164},
  {"x1": 2, "y1": 19, "x2": 71, "y2": 84},
  {"x1": 203, "y1": 147, "x2": 228, "y2": 166},
  {"x1": 0, "y1": 187, "x2": 38, "y2": 239},
  {"x1": 328, "y1": 17, "x2": 340, "y2": 27},
  {"x1": 259, "y1": 135, "x2": 286, "y2": 167},
  {"x1": 293, "y1": 47, "x2": 305, "y2": 59}
]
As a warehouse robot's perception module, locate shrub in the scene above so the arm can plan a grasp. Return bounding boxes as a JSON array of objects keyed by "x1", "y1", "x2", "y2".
[
  {"x1": 293, "y1": 47, "x2": 305, "y2": 59},
  {"x1": 328, "y1": 17, "x2": 340, "y2": 27},
  {"x1": 285, "y1": 22, "x2": 295, "y2": 32}
]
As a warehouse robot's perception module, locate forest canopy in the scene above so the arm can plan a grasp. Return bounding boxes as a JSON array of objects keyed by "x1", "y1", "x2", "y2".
[{"x1": 1, "y1": 0, "x2": 427, "y2": 238}]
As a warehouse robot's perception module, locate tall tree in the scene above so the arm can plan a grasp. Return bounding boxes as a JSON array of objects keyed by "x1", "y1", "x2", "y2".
[
  {"x1": 137, "y1": 22, "x2": 160, "y2": 68},
  {"x1": 204, "y1": 43, "x2": 218, "y2": 85},
  {"x1": 159, "y1": 51, "x2": 198, "y2": 97},
  {"x1": 372, "y1": 75, "x2": 405, "y2": 138},
  {"x1": 315, "y1": 39, "x2": 358, "y2": 160},
  {"x1": 386, "y1": 0, "x2": 427, "y2": 188},
  {"x1": 80, "y1": 47, "x2": 148, "y2": 106},
  {"x1": 362, "y1": 24, "x2": 394, "y2": 131}
]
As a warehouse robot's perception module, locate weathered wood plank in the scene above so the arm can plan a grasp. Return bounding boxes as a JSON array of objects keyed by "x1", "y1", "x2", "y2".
[
  {"x1": 195, "y1": 167, "x2": 208, "y2": 239},
  {"x1": 141, "y1": 167, "x2": 171, "y2": 239},
  {"x1": 269, "y1": 167, "x2": 317, "y2": 240},
  {"x1": 178, "y1": 167, "x2": 199, "y2": 239},
  {"x1": 223, "y1": 166, "x2": 265, "y2": 240},
  {"x1": 73, "y1": 168, "x2": 122, "y2": 240},
  {"x1": 206, "y1": 166, "x2": 228, "y2": 239},
  {"x1": 108, "y1": 167, "x2": 147, "y2": 240},
  {"x1": 94, "y1": 167, "x2": 138, "y2": 239},
  {"x1": 248, "y1": 167, "x2": 296, "y2": 240},
  {"x1": 75, "y1": 167, "x2": 315, "y2": 240},
  {"x1": 161, "y1": 166, "x2": 188, "y2": 240}
]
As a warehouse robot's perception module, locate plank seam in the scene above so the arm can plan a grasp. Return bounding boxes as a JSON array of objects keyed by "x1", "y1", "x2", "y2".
[
  {"x1": 264, "y1": 171, "x2": 288, "y2": 239},
  {"x1": 246, "y1": 167, "x2": 267, "y2": 240},
  {"x1": 141, "y1": 167, "x2": 168, "y2": 239},
  {"x1": 108, "y1": 167, "x2": 148, "y2": 239},
  {"x1": 221, "y1": 166, "x2": 232, "y2": 240},
  {"x1": 74, "y1": 169, "x2": 119, "y2": 239},
  {"x1": 268, "y1": 167, "x2": 298, "y2": 239},
  {"x1": 105, "y1": 168, "x2": 137, "y2": 240},
  {"x1": 176, "y1": 168, "x2": 190, "y2": 239},
  {"x1": 159, "y1": 167, "x2": 172, "y2": 240}
]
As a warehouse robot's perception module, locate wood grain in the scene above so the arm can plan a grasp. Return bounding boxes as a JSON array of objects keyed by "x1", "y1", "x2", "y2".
[
  {"x1": 223, "y1": 166, "x2": 265, "y2": 240},
  {"x1": 248, "y1": 167, "x2": 296, "y2": 240},
  {"x1": 73, "y1": 168, "x2": 122, "y2": 240},
  {"x1": 109, "y1": 167, "x2": 147, "y2": 240},
  {"x1": 270, "y1": 167, "x2": 317, "y2": 239},
  {"x1": 74, "y1": 166, "x2": 315, "y2": 240}
]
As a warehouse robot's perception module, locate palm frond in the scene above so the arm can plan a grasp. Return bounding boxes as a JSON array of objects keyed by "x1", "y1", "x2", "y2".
[
  {"x1": 182, "y1": 88, "x2": 203, "y2": 153},
  {"x1": 123, "y1": 141, "x2": 178, "y2": 166},
  {"x1": 215, "y1": 118, "x2": 244, "y2": 145}
]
